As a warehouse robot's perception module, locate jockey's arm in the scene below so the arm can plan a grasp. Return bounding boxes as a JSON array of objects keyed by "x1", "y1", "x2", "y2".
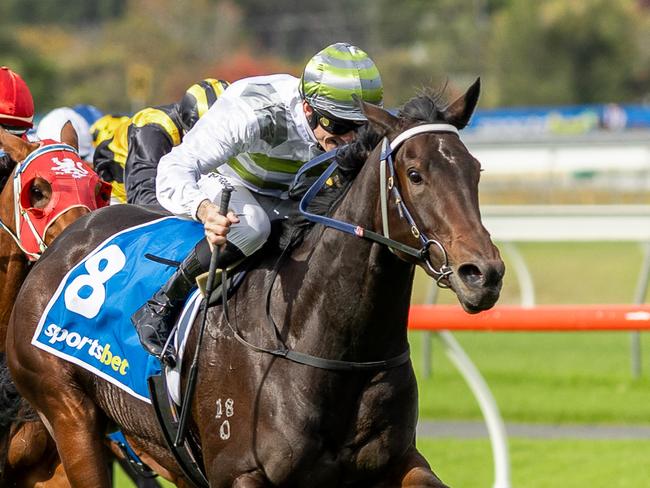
[
  {"x1": 156, "y1": 95, "x2": 257, "y2": 222},
  {"x1": 93, "y1": 139, "x2": 123, "y2": 184},
  {"x1": 124, "y1": 124, "x2": 174, "y2": 206}
]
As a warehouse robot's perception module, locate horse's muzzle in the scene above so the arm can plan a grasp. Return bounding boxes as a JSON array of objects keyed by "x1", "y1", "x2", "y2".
[{"x1": 451, "y1": 259, "x2": 505, "y2": 313}]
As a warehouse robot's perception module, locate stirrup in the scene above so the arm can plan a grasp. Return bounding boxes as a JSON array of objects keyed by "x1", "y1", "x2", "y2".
[
  {"x1": 159, "y1": 324, "x2": 179, "y2": 368},
  {"x1": 160, "y1": 348, "x2": 177, "y2": 368}
]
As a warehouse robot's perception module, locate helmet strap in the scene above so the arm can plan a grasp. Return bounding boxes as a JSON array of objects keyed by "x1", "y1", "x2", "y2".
[{"x1": 306, "y1": 107, "x2": 319, "y2": 131}]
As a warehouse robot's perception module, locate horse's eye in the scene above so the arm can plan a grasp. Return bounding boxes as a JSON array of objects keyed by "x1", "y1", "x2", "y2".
[
  {"x1": 31, "y1": 186, "x2": 44, "y2": 199},
  {"x1": 407, "y1": 169, "x2": 423, "y2": 184}
]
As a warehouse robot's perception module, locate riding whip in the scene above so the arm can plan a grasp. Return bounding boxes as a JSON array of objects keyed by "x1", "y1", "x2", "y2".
[{"x1": 175, "y1": 185, "x2": 233, "y2": 447}]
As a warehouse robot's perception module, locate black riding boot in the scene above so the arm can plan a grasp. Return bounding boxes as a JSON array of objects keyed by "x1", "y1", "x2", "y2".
[{"x1": 131, "y1": 240, "x2": 245, "y2": 361}]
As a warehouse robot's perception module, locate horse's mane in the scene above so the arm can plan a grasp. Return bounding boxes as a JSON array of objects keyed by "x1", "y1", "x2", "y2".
[
  {"x1": 335, "y1": 124, "x2": 383, "y2": 180},
  {"x1": 279, "y1": 91, "x2": 449, "y2": 249},
  {"x1": 277, "y1": 125, "x2": 383, "y2": 249},
  {"x1": 335, "y1": 88, "x2": 448, "y2": 179},
  {"x1": 0, "y1": 154, "x2": 16, "y2": 194}
]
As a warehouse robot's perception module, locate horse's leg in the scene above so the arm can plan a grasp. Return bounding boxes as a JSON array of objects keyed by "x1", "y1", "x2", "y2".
[
  {"x1": 6, "y1": 419, "x2": 65, "y2": 486},
  {"x1": 379, "y1": 447, "x2": 450, "y2": 488},
  {"x1": 16, "y1": 382, "x2": 111, "y2": 488},
  {"x1": 232, "y1": 471, "x2": 270, "y2": 487},
  {"x1": 39, "y1": 395, "x2": 111, "y2": 488}
]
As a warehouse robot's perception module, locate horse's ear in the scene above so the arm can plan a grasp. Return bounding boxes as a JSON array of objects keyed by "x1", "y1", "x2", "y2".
[
  {"x1": 353, "y1": 95, "x2": 399, "y2": 137},
  {"x1": 0, "y1": 126, "x2": 39, "y2": 163},
  {"x1": 442, "y1": 77, "x2": 480, "y2": 130},
  {"x1": 60, "y1": 121, "x2": 79, "y2": 151}
]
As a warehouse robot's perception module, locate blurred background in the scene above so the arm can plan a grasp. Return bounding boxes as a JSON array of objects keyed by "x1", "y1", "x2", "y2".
[
  {"x1": 4, "y1": 1, "x2": 650, "y2": 487},
  {"x1": 4, "y1": 0, "x2": 650, "y2": 205},
  {"x1": 3, "y1": 0, "x2": 648, "y2": 113}
]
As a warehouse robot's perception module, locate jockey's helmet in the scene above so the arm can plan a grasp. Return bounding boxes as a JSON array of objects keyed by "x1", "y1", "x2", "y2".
[
  {"x1": 90, "y1": 114, "x2": 130, "y2": 148},
  {"x1": 73, "y1": 104, "x2": 104, "y2": 126},
  {"x1": 300, "y1": 43, "x2": 383, "y2": 124},
  {"x1": 179, "y1": 78, "x2": 230, "y2": 133},
  {"x1": 36, "y1": 107, "x2": 95, "y2": 161},
  {"x1": 0, "y1": 66, "x2": 35, "y2": 133}
]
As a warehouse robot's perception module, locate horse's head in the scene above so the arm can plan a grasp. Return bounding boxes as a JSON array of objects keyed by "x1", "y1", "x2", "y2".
[
  {"x1": 356, "y1": 79, "x2": 504, "y2": 313},
  {"x1": 0, "y1": 123, "x2": 111, "y2": 260}
]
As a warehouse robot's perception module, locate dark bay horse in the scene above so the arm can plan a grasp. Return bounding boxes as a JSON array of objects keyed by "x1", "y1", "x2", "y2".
[
  {"x1": 8, "y1": 79, "x2": 504, "y2": 487},
  {"x1": 0, "y1": 125, "x2": 110, "y2": 487}
]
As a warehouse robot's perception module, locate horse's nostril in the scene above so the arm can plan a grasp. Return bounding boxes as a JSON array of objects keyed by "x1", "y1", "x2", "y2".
[{"x1": 458, "y1": 263, "x2": 484, "y2": 287}]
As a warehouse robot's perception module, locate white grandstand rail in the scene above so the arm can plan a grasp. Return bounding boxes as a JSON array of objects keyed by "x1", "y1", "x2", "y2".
[
  {"x1": 419, "y1": 205, "x2": 650, "y2": 488},
  {"x1": 465, "y1": 130, "x2": 650, "y2": 176},
  {"x1": 480, "y1": 204, "x2": 650, "y2": 241},
  {"x1": 481, "y1": 204, "x2": 650, "y2": 376},
  {"x1": 438, "y1": 330, "x2": 511, "y2": 488}
]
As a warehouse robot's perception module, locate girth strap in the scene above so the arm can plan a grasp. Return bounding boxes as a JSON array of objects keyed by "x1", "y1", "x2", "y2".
[{"x1": 216, "y1": 233, "x2": 411, "y2": 372}]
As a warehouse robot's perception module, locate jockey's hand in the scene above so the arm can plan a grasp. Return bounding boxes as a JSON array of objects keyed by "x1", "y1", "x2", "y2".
[{"x1": 197, "y1": 199, "x2": 240, "y2": 249}]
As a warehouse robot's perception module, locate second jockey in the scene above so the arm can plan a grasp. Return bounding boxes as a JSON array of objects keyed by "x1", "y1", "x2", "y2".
[
  {"x1": 0, "y1": 66, "x2": 34, "y2": 190},
  {"x1": 36, "y1": 107, "x2": 97, "y2": 162},
  {"x1": 93, "y1": 79, "x2": 229, "y2": 205},
  {"x1": 132, "y1": 42, "x2": 383, "y2": 359}
]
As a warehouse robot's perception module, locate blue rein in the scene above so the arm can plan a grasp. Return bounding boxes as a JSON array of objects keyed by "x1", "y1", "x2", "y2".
[{"x1": 295, "y1": 125, "x2": 457, "y2": 285}]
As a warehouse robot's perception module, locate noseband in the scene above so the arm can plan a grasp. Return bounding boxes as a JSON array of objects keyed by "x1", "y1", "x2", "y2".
[{"x1": 299, "y1": 123, "x2": 460, "y2": 287}]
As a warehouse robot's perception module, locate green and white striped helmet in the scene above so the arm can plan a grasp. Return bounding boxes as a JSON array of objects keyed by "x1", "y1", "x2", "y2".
[{"x1": 300, "y1": 43, "x2": 383, "y2": 122}]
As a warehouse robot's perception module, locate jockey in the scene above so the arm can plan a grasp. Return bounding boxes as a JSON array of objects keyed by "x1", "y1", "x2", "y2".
[
  {"x1": 132, "y1": 42, "x2": 383, "y2": 359},
  {"x1": 0, "y1": 66, "x2": 34, "y2": 190},
  {"x1": 36, "y1": 107, "x2": 96, "y2": 162},
  {"x1": 90, "y1": 113, "x2": 130, "y2": 149},
  {"x1": 71, "y1": 104, "x2": 104, "y2": 127},
  {"x1": 93, "y1": 79, "x2": 229, "y2": 205}
]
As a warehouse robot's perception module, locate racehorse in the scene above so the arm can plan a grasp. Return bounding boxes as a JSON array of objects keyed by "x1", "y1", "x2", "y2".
[
  {"x1": 7, "y1": 79, "x2": 504, "y2": 487},
  {"x1": 0, "y1": 123, "x2": 106, "y2": 350},
  {"x1": 0, "y1": 125, "x2": 110, "y2": 487}
]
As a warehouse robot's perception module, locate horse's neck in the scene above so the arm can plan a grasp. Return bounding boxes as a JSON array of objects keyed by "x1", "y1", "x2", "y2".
[
  {"x1": 286, "y1": 155, "x2": 413, "y2": 360},
  {"x1": 0, "y1": 186, "x2": 28, "y2": 350}
]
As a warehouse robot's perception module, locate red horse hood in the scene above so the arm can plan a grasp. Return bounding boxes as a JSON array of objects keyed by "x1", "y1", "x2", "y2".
[{"x1": 15, "y1": 140, "x2": 111, "y2": 259}]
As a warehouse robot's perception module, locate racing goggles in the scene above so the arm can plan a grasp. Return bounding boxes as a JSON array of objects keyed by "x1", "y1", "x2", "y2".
[
  {"x1": 0, "y1": 123, "x2": 29, "y2": 136},
  {"x1": 314, "y1": 109, "x2": 364, "y2": 135}
]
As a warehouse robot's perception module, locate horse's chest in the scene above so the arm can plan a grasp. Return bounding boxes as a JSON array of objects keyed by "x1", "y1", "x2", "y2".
[
  {"x1": 198, "y1": 347, "x2": 418, "y2": 485},
  {"x1": 260, "y1": 373, "x2": 418, "y2": 484}
]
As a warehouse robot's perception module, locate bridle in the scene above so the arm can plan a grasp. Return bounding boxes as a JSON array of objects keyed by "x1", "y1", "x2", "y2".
[
  {"x1": 0, "y1": 142, "x2": 110, "y2": 261},
  {"x1": 205, "y1": 123, "x2": 462, "y2": 373},
  {"x1": 299, "y1": 123, "x2": 460, "y2": 287}
]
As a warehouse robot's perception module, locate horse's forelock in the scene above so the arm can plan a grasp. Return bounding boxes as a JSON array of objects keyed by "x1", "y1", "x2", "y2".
[{"x1": 398, "y1": 88, "x2": 448, "y2": 124}]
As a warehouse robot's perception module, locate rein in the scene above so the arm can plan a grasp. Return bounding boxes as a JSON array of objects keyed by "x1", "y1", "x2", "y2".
[
  {"x1": 0, "y1": 216, "x2": 38, "y2": 259},
  {"x1": 218, "y1": 231, "x2": 411, "y2": 371},
  {"x1": 212, "y1": 123, "x2": 460, "y2": 372},
  {"x1": 299, "y1": 123, "x2": 458, "y2": 286}
]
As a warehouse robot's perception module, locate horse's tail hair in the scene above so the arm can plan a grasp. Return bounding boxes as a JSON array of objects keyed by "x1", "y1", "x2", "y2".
[
  {"x1": 0, "y1": 353, "x2": 20, "y2": 430},
  {"x1": 0, "y1": 353, "x2": 38, "y2": 431},
  {"x1": 0, "y1": 352, "x2": 40, "y2": 479}
]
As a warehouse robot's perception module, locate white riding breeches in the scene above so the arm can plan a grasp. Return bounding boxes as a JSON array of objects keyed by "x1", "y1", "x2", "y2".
[{"x1": 196, "y1": 172, "x2": 271, "y2": 257}]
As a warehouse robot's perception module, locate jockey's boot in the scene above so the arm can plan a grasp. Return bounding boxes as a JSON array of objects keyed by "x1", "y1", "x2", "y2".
[
  {"x1": 131, "y1": 248, "x2": 204, "y2": 361},
  {"x1": 132, "y1": 240, "x2": 245, "y2": 363}
]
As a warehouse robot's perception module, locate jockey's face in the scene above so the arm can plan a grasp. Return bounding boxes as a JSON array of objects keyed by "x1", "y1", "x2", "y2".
[{"x1": 303, "y1": 102, "x2": 358, "y2": 152}]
